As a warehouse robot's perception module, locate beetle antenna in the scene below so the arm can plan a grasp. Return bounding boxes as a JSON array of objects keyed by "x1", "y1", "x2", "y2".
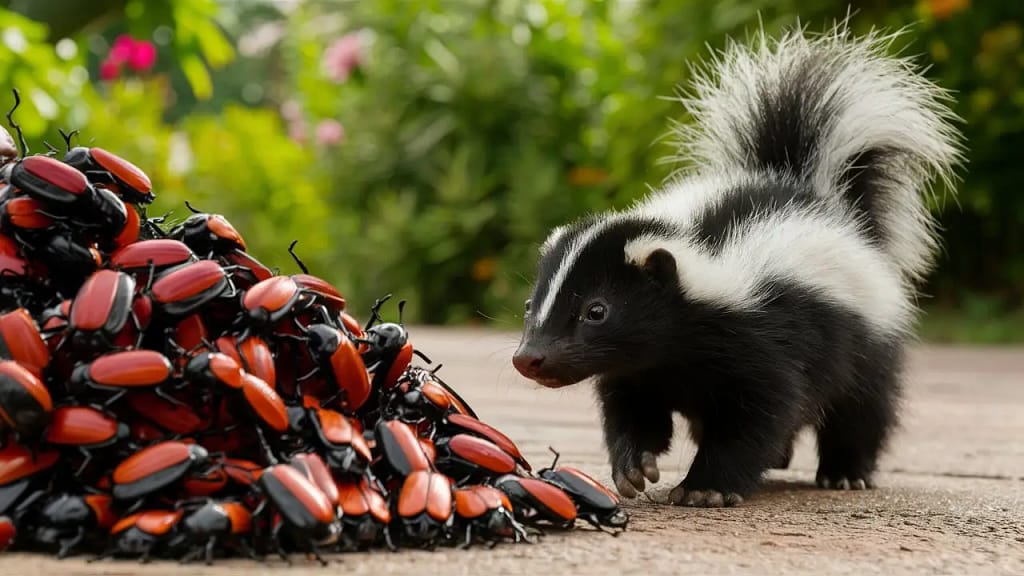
[
  {"x1": 6, "y1": 89, "x2": 28, "y2": 157},
  {"x1": 58, "y1": 128, "x2": 79, "y2": 151},
  {"x1": 412, "y1": 349, "x2": 432, "y2": 364},
  {"x1": 43, "y1": 141, "x2": 59, "y2": 155},
  {"x1": 397, "y1": 300, "x2": 407, "y2": 325},
  {"x1": 365, "y1": 293, "x2": 392, "y2": 330},
  {"x1": 184, "y1": 200, "x2": 202, "y2": 214},
  {"x1": 547, "y1": 446, "x2": 560, "y2": 469},
  {"x1": 287, "y1": 240, "x2": 309, "y2": 274}
]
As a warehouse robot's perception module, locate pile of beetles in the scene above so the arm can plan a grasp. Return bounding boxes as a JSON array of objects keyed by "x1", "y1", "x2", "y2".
[{"x1": 0, "y1": 90, "x2": 627, "y2": 564}]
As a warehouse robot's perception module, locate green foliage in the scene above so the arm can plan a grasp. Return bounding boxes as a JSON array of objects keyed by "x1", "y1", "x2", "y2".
[{"x1": 1, "y1": 0, "x2": 1022, "y2": 338}]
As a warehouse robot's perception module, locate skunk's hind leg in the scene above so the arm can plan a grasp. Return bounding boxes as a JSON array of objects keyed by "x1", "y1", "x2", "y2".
[{"x1": 815, "y1": 341, "x2": 903, "y2": 489}]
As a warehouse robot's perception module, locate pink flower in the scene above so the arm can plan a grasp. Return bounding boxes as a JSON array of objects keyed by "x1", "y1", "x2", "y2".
[
  {"x1": 315, "y1": 120, "x2": 345, "y2": 146},
  {"x1": 127, "y1": 41, "x2": 157, "y2": 72},
  {"x1": 321, "y1": 32, "x2": 364, "y2": 83},
  {"x1": 106, "y1": 34, "x2": 157, "y2": 73},
  {"x1": 99, "y1": 59, "x2": 121, "y2": 81},
  {"x1": 109, "y1": 34, "x2": 135, "y2": 65},
  {"x1": 280, "y1": 99, "x2": 303, "y2": 121}
]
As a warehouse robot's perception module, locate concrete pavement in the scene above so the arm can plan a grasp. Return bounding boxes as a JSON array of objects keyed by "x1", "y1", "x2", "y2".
[{"x1": 7, "y1": 327, "x2": 1024, "y2": 575}]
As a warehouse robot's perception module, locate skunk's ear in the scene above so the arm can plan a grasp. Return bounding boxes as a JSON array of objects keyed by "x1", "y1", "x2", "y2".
[{"x1": 641, "y1": 248, "x2": 678, "y2": 287}]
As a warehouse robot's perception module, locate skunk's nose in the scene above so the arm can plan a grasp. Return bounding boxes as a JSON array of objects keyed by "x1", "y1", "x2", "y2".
[{"x1": 512, "y1": 349, "x2": 546, "y2": 378}]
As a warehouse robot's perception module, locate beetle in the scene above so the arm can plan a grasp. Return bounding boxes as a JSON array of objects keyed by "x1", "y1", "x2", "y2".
[
  {"x1": 168, "y1": 203, "x2": 246, "y2": 257},
  {"x1": 393, "y1": 470, "x2": 453, "y2": 547},
  {"x1": 221, "y1": 249, "x2": 273, "y2": 289},
  {"x1": 70, "y1": 350, "x2": 175, "y2": 407},
  {"x1": 148, "y1": 260, "x2": 232, "y2": 319},
  {"x1": 302, "y1": 407, "x2": 371, "y2": 477},
  {"x1": 362, "y1": 322, "x2": 413, "y2": 391},
  {"x1": 288, "y1": 452, "x2": 339, "y2": 512},
  {"x1": 239, "y1": 372, "x2": 289, "y2": 433},
  {"x1": 0, "y1": 442, "x2": 59, "y2": 516},
  {"x1": 374, "y1": 419, "x2": 433, "y2": 478},
  {"x1": 33, "y1": 234, "x2": 102, "y2": 288},
  {"x1": 386, "y1": 369, "x2": 480, "y2": 425},
  {"x1": 303, "y1": 324, "x2": 370, "y2": 411},
  {"x1": 62, "y1": 145, "x2": 154, "y2": 204},
  {"x1": 68, "y1": 269, "x2": 139, "y2": 352},
  {"x1": 453, "y1": 484, "x2": 530, "y2": 548},
  {"x1": 2, "y1": 154, "x2": 94, "y2": 209},
  {"x1": 0, "y1": 308, "x2": 50, "y2": 377},
  {"x1": 1, "y1": 195, "x2": 55, "y2": 232},
  {"x1": 43, "y1": 405, "x2": 130, "y2": 475},
  {"x1": 242, "y1": 275, "x2": 304, "y2": 327},
  {"x1": 111, "y1": 440, "x2": 210, "y2": 502},
  {"x1": 336, "y1": 478, "x2": 392, "y2": 550},
  {"x1": 86, "y1": 185, "x2": 129, "y2": 241},
  {"x1": 442, "y1": 413, "x2": 530, "y2": 472},
  {"x1": 254, "y1": 463, "x2": 339, "y2": 564},
  {"x1": 434, "y1": 434, "x2": 517, "y2": 482},
  {"x1": 170, "y1": 500, "x2": 254, "y2": 564},
  {"x1": 99, "y1": 509, "x2": 183, "y2": 562},
  {"x1": 492, "y1": 475, "x2": 577, "y2": 529},
  {"x1": 110, "y1": 239, "x2": 196, "y2": 277},
  {"x1": 0, "y1": 360, "x2": 53, "y2": 440},
  {"x1": 125, "y1": 392, "x2": 205, "y2": 436},
  {"x1": 32, "y1": 493, "x2": 117, "y2": 558},
  {"x1": 214, "y1": 334, "x2": 275, "y2": 387},
  {"x1": 0, "y1": 233, "x2": 30, "y2": 278},
  {"x1": 536, "y1": 448, "x2": 628, "y2": 532}
]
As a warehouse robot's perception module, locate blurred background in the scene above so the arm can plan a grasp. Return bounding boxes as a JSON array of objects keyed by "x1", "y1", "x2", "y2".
[{"x1": 0, "y1": 0, "x2": 1020, "y2": 342}]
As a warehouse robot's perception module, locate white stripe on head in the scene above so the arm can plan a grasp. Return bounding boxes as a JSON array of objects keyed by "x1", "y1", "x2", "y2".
[{"x1": 533, "y1": 216, "x2": 623, "y2": 327}]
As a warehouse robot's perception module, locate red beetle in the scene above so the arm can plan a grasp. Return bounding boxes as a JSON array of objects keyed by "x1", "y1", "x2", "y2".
[
  {"x1": 185, "y1": 352, "x2": 246, "y2": 392},
  {"x1": 221, "y1": 249, "x2": 273, "y2": 289},
  {"x1": 182, "y1": 466, "x2": 230, "y2": 498},
  {"x1": 240, "y1": 373, "x2": 289, "y2": 433},
  {"x1": 215, "y1": 334, "x2": 275, "y2": 387},
  {"x1": 0, "y1": 360, "x2": 52, "y2": 439},
  {"x1": 242, "y1": 275, "x2": 303, "y2": 326},
  {"x1": 63, "y1": 146, "x2": 154, "y2": 204},
  {"x1": 125, "y1": 393, "x2": 205, "y2": 436},
  {"x1": 149, "y1": 260, "x2": 231, "y2": 318},
  {"x1": 395, "y1": 470, "x2": 454, "y2": 546},
  {"x1": 111, "y1": 440, "x2": 210, "y2": 502},
  {"x1": 169, "y1": 204, "x2": 246, "y2": 257},
  {"x1": 306, "y1": 407, "x2": 371, "y2": 476},
  {"x1": 303, "y1": 324, "x2": 371, "y2": 411},
  {"x1": 453, "y1": 484, "x2": 528, "y2": 547},
  {"x1": 336, "y1": 478, "x2": 392, "y2": 550},
  {"x1": 537, "y1": 449, "x2": 628, "y2": 531},
  {"x1": 443, "y1": 413, "x2": 530, "y2": 471},
  {"x1": 434, "y1": 434, "x2": 517, "y2": 479},
  {"x1": 110, "y1": 239, "x2": 196, "y2": 276},
  {"x1": 493, "y1": 475, "x2": 577, "y2": 528},
  {"x1": 289, "y1": 452, "x2": 339, "y2": 509},
  {"x1": 1, "y1": 195, "x2": 54, "y2": 231},
  {"x1": 255, "y1": 463, "x2": 339, "y2": 563},
  {"x1": 0, "y1": 233, "x2": 29, "y2": 277},
  {"x1": 375, "y1": 419, "x2": 433, "y2": 477},
  {"x1": 0, "y1": 308, "x2": 50, "y2": 377},
  {"x1": 169, "y1": 313, "x2": 209, "y2": 357},
  {"x1": 43, "y1": 405, "x2": 129, "y2": 474},
  {"x1": 68, "y1": 269, "x2": 139, "y2": 351},
  {"x1": 3, "y1": 154, "x2": 93, "y2": 208},
  {"x1": 70, "y1": 349, "x2": 174, "y2": 406},
  {"x1": 0, "y1": 442, "x2": 60, "y2": 520},
  {"x1": 101, "y1": 509, "x2": 183, "y2": 561}
]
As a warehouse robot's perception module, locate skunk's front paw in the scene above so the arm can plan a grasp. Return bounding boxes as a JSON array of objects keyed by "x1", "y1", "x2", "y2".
[
  {"x1": 815, "y1": 473, "x2": 873, "y2": 490},
  {"x1": 668, "y1": 484, "x2": 743, "y2": 508},
  {"x1": 611, "y1": 450, "x2": 660, "y2": 498}
]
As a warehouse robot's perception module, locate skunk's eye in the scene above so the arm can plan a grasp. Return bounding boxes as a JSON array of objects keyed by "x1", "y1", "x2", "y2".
[
  {"x1": 524, "y1": 299, "x2": 532, "y2": 314},
  {"x1": 582, "y1": 301, "x2": 608, "y2": 325}
]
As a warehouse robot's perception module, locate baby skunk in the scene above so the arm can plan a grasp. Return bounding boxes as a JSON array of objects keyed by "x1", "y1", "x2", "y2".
[{"x1": 512, "y1": 24, "x2": 962, "y2": 507}]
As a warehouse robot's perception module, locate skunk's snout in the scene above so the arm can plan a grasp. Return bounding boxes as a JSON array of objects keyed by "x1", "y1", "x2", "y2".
[{"x1": 512, "y1": 346, "x2": 546, "y2": 379}]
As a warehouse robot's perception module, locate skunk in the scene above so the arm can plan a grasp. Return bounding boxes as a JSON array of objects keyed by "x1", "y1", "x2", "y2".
[{"x1": 512, "y1": 24, "x2": 962, "y2": 507}]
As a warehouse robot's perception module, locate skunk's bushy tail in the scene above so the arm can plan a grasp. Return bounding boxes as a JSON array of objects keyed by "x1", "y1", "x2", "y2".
[{"x1": 671, "y1": 23, "x2": 963, "y2": 284}]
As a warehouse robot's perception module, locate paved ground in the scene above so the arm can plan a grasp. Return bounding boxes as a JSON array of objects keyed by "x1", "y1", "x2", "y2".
[{"x1": 8, "y1": 328, "x2": 1024, "y2": 575}]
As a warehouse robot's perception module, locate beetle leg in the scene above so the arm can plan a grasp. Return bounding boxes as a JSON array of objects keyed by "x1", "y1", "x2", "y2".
[
  {"x1": 204, "y1": 536, "x2": 216, "y2": 565},
  {"x1": 139, "y1": 542, "x2": 152, "y2": 564},
  {"x1": 154, "y1": 385, "x2": 187, "y2": 407},
  {"x1": 57, "y1": 525, "x2": 85, "y2": 559},
  {"x1": 383, "y1": 525, "x2": 398, "y2": 552},
  {"x1": 75, "y1": 446, "x2": 93, "y2": 476},
  {"x1": 459, "y1": 524, "x2": 473, "y2": 549},
  {"x1": 238, "y1": 538, "x2": 257, "y2": 560},
  {"x1": 101, "y1": 388, "x2": 126, "y2": 408},
  {"x1": 179, "y1": 546, "x2": 202, "y2": 564},
  {"x1": 295, "y1": 367, "x2": 319, "y2": 383}
]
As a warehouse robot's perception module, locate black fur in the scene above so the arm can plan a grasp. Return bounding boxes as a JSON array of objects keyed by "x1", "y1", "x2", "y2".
[{"x1": 691, "y1": 178, "x2": 817, "y2": 252}]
